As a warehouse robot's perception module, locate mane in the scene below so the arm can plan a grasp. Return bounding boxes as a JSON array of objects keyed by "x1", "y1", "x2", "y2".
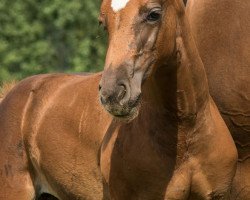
[{"x1": 0, "y1": 81, "x2": 17, "y2": 102}]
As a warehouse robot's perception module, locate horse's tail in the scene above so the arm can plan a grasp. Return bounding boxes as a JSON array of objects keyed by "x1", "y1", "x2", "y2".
[{"x1": 0, "y1": 81, "x2": 17, "y2": 102}]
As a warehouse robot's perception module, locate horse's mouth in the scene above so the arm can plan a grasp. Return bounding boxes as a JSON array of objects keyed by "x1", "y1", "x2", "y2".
[
  {"x1": 107, "y1": 95, "x2": 141, "y2": 121},
  {"x1": 113, "y1": 106, "x2": 139, "y2": 122}
]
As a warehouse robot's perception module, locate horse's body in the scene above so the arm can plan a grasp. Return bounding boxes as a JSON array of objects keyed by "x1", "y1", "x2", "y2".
[
  {"x1": 0, "y1": 73, "x2": 112, "y2": 199},
  {"x1": 186, "y1": 0, "x2": 250, "y2": 198}
]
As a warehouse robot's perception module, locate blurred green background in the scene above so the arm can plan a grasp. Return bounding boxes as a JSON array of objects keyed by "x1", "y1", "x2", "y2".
[{"x1": 0, "y1": 0, "x2": 107, "y2": 85}]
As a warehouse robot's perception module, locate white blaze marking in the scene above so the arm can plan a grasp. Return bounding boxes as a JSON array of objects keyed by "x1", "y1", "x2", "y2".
[{"x1": 111, "y1": 0, "x2": 130, "y2": 12}]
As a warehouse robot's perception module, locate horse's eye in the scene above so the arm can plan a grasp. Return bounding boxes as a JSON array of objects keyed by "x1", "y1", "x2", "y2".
[{"x1": 146, "y1": 9, "x2": 161, "y2": 22}]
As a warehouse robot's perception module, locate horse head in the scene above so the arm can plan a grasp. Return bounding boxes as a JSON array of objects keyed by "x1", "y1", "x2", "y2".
[{"x1": 99, "y1": 0, "x2": 185, "y2": 120}]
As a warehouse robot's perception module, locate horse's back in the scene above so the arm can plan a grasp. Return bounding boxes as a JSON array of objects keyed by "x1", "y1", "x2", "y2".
[
  {"x1": 186, "y1": 0, "x2": 250, "y2": 119},
  {"x1": 186, "y1": 0, "x2": 250, "y2": 198}
]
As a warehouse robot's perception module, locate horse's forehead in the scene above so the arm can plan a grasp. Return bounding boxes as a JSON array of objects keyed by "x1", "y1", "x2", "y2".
[
  {"x1": 104, "y1": 0, "x2": 167, "y2": 18},
  {"x1": 111, "y1": 0, "x2": 131, "y2": 12},
  {"x1": 110, "y1": 0, "x2": 153, "y2": 13}
]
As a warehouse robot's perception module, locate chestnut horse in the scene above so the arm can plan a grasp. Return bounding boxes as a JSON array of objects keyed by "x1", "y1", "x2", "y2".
[
  {"x1": 99, "y1": 0, "x2": 237, "y2": 199},
  {"x1": 0, "y1": 0, "x2": 237, "y2": 200},
  {"x1": 0, "y1": 74, "x2": 113, "y2": 199},
  {"x1": 186, "y1": 0, "x2": 250, "y2": 198}
]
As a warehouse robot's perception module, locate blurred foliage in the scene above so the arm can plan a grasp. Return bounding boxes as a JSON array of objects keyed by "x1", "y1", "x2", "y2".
[{"x1": 0, "y1": 0, "x2": 107, "y2": 84}]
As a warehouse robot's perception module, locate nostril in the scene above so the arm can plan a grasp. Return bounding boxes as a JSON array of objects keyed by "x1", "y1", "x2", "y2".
[
  {"x1": 98, "y1": 84, "x2": 102, "y2": 91},
  {"x1": 117, "y1": 84, "x2": 127, "y2": 101},
  {"x1": 100, "y1": 90, "x2": 111, "y2": 105},
  {"x1": 100, "y1": 96, "x2": 105, "y2": 105}
]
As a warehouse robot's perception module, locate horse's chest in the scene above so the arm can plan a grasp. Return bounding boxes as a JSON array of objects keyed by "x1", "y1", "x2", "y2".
[{"x1": 101, "y1": 127, "x2": 176, "y2": 199}]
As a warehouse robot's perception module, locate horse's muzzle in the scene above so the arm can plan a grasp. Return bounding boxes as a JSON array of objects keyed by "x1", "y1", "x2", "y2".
[{"x1": 99, "y1": 81, "x2": 141, "y2": 119}]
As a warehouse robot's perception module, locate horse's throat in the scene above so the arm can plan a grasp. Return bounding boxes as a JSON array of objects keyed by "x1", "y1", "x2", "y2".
[{"x1": 150, "y1": 28, "x2": 209, "y2": 122}]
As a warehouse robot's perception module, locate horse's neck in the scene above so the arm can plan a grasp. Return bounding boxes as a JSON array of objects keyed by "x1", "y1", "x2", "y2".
[
  {"x1": 144, "y1": 15, "x2": 209, "y2": 124},
  {"x1": 177, "y1": 15, "x2": 210, "y2": 116},
  {"x1": 138, "y1": 15, "x2": 210, "y2": 165}
]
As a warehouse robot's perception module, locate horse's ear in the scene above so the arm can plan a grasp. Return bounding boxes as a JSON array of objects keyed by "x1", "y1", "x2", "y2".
[{"x1": 183, "y1": 0, "x2": 187, "y2": 6}]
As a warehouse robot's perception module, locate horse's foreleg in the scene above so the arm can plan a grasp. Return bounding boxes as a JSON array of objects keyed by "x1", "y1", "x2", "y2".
[
  {"x1": 0, "y1": 171, "x2": 35, "y2": 200},
  {"x1": 164, "y1": 166, "x2": 191, "y2": 200}
]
